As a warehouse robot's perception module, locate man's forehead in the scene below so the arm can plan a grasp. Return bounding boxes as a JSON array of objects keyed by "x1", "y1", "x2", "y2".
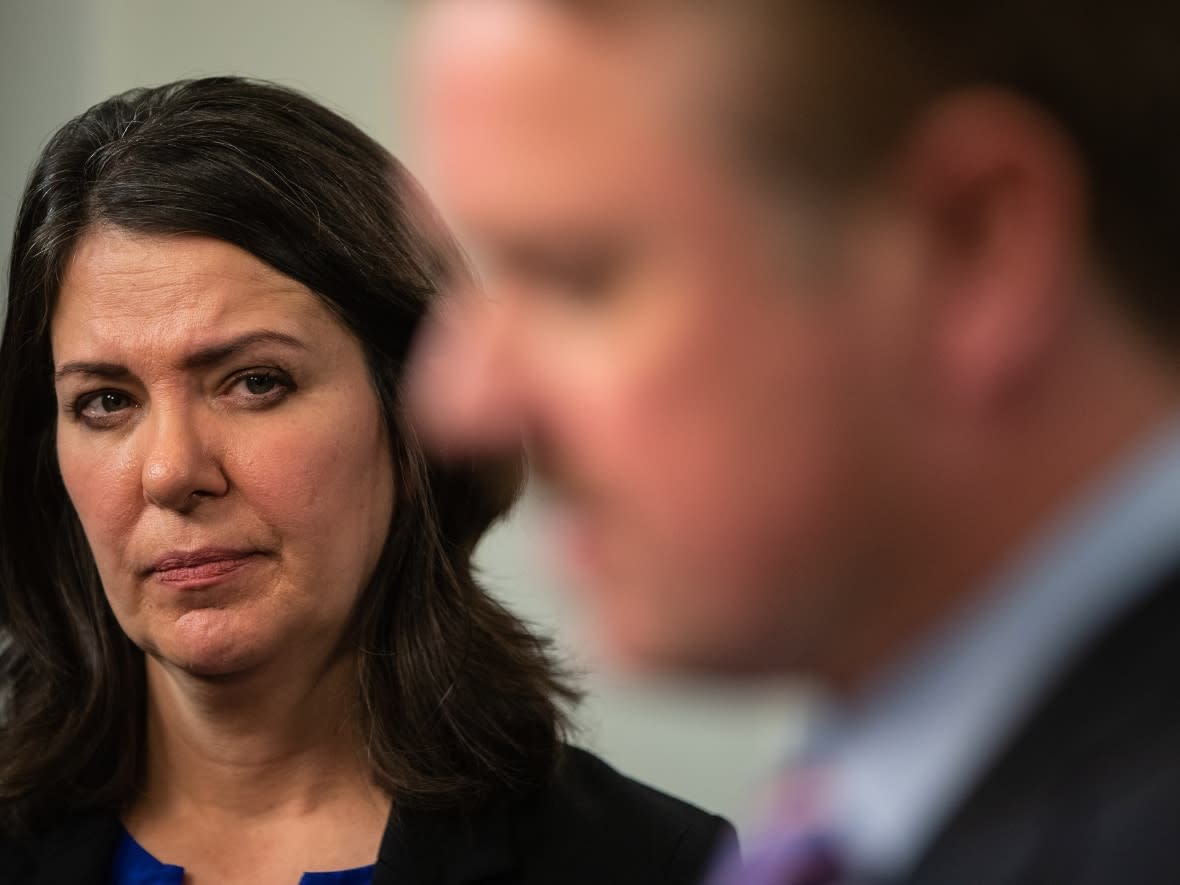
[
  {"x1": 414, "y1": 1, "x2": 627, "y2": 117},
  {"x1": 421, "y1": 1, "x2": 762, "y2": 133},
  {"x1": 413, "y1": 8, "x2": 654, "y2": 222}
]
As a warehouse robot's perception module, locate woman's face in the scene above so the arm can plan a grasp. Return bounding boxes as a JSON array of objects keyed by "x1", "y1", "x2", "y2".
[{"x1": 51, "y1": 228, "x2": 395, "y2": 679}]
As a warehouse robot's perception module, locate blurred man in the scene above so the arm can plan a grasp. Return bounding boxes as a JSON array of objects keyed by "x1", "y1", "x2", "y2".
[{"x1": 407, "y1": 2, "x2": 1180, "y2": 882}]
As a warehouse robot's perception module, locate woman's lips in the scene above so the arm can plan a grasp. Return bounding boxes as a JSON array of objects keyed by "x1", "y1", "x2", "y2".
[{"x1": 149, "y1": 550, "x2": 262, "y2": 588}]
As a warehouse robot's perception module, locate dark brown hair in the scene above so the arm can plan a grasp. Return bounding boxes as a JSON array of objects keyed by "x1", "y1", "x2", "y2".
[
  {"x1": 0, "y1": 76, "x2": 577, "y2": 834},
  {"x1": 555, "y1": 0, "x2": 1180, "y2": 345}
]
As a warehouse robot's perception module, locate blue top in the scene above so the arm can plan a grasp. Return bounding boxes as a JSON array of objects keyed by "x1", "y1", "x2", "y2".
[{"x1": 109, "y1": 827, "x2": 376, "y2": 885}]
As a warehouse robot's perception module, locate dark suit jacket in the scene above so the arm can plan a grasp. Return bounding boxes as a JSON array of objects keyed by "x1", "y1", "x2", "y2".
[
  {"x1": 0, "y1": 746, "x2": 734, "y2": 884},
  {"x1": 898, "y1": 567, "x2": 1180, "y2": 885}
]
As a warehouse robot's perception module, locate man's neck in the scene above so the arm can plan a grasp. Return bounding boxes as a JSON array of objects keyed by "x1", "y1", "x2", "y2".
[{"x1": 826, "y1": 297, "x2": 1180, "y2": 695}]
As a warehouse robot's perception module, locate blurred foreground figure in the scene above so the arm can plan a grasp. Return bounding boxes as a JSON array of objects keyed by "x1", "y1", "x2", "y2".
[{"x1": 409, "y1": 2, "x2": 1180, "y2": 882}]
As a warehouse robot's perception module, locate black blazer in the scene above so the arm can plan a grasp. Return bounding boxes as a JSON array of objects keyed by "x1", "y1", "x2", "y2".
[
  {"x1": 899, "y1": 565, "x2": 1180, "y2": 885},
  {"x1": 0, "y1": 746, "x2": 734, "y2": 884}
]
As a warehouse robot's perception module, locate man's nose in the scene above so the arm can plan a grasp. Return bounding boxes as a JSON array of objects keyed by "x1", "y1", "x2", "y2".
[{"x1": 407, "y1": 289, "x2": 531, "y2": 458}]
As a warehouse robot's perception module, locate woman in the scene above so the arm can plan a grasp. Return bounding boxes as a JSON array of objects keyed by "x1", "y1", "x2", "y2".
[{"x1": 0, "y1": 77, "x2": 732, "y2": 884}]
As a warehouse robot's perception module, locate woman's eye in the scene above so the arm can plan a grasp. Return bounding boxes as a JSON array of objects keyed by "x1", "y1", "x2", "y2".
[
  {"x1": 243, "y1": 373, "x2": 278, "y2": 395},
  {"x1": 80, "y1": 391, "x2": 133, "y2": 417},
  {"x1": 229, "y1": 370, "x2": 294, "y2": 404},
  {"x1": 98, "y1": 393, "x2": 129, "y2": 412},
  {"x1": 67, "y1": 390, "x2": 138, "y2": 429}
]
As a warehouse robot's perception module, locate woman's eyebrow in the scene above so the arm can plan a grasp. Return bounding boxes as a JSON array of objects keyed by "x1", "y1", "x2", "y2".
[
  {"x1": 179, "y1": 330, "x2": 310, "y2": 371},
  {"x1": 53, "y1": 330, "x2": 310, "y2": 382},
  {"x1": 53, "y1": 361, "x2": 131, "y2": 383}
]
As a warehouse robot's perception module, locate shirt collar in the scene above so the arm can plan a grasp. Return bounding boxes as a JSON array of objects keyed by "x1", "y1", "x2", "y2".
[{"x1": 809, "y1": 415, "x2": 1180, "y2": 879}]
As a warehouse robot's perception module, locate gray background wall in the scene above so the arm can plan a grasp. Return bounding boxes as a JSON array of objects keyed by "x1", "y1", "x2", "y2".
[{"x1": 0, "y1": 0, "x2": 805, "y2": 833}]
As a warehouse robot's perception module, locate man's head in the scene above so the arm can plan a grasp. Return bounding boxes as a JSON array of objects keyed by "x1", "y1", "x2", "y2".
[{"x1": 408, "y1": 0, "x2": 1180, "y2": 687}]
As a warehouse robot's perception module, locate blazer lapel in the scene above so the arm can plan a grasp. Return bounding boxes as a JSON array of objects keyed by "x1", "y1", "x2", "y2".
[
  {"x1": 373, "y1": 799, "x2": 518, "y2": 885},
  {"x1": 35, "y1": 812, "x2": 120, "y2": 885},
  {"x1": 904, "y1": 568, "x2": 1180, "y2": 885}
]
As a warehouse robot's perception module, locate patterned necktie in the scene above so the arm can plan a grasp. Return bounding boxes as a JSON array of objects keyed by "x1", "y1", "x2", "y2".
[
  {"x1": 708, "y1": 829, "x2": 845, "y2": 885},
  {"x1": 706, "y1": 767, "x2": 846, "y2": 885}
]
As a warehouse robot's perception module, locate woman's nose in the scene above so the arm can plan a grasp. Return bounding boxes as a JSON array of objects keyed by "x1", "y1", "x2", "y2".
[{"x1": 140, "y1": 407, "x2": 229, "y2": 512}]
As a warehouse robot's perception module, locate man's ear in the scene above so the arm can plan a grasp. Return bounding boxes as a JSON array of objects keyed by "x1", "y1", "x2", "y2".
[{"x1": 895, "y1": 88, "x2": 1088, "y2": 411}]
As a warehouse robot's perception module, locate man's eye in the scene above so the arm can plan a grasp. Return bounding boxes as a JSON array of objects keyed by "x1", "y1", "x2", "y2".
[
  {"x1": 507, "y1": 242, "x2": 630, "y2": 303},
  {"x1": 540, "y1": 256, "x2": 621, "y2": 300}
]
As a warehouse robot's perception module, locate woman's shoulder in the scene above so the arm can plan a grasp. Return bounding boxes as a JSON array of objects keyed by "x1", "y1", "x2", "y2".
[
  {"x1": 0, "y1": 826, "x2": 34, "y2": 884},
  {"x1": 376, "y1": 744, "x2": 734, "y2": 885},
  {"x1": 0, "y1": 811, "x2": 121, "y2": 885},
  {"x1": 513, "y1": 744, "x2": 736, "y2": 884},
  {"x1": 543, "y1": 745, "x2": 729, "y2": 830}
]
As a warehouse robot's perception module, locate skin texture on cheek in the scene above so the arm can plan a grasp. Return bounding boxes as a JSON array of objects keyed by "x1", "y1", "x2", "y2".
[{"x1": 526, "y1": 213, "x2": 862, "y2": 672}]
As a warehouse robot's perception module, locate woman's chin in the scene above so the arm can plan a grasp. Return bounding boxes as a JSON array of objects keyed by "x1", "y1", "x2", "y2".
[
  {"x1": 147, "y1": 610, "x2": 274, "y2": 680},
  {"x1": 156, "y1": 644, "x2": 266, "y2": 680}
]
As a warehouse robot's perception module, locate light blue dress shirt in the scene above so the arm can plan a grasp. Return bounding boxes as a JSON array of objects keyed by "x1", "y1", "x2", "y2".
[{"x1": 807, "y1": 417, "x2": 1180, "y2": 880}]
